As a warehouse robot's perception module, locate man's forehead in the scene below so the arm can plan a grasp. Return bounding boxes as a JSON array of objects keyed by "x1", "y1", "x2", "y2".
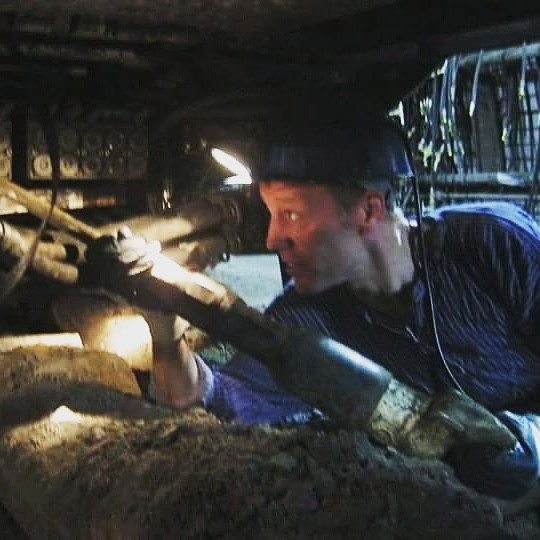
[{"x1": 259, "y1": 180, "x2": 330, "y2": 199}]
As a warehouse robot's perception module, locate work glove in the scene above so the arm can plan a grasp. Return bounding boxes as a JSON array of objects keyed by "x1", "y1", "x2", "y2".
[
  {"x1": 446, "y1": 411, "x2": 540, "y2": 499},
  {"x1": 371, "y1": 385, "x2": 518, "y2": 460},
  {"x1": 82, "y1": 226, "x2": 160, "y2": 287}
]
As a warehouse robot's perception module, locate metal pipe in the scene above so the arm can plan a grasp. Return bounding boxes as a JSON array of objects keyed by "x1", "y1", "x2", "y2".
[
  {"x1": 432, "y1": 192, "x2": 532, "y2": 201},
  {"x1": 97, "y1": 197, "x2": 242, "y2": 244},
  {"x1": 417, "y1": 172, "x2": 528, "y2": 186},
  {"x1": 17, "y1": 228, "x2": 71, "y2": 261},
  {"x1": 459, "y1": 43, "x2": 540, "y2": 68},
  {"x1": 2, "y1": 179, "x2": 517, "y2": 459},
  {"x1": 0, "y1": 221, "x2": 78, "y2": 284},
  {"x1": 163, "y1": 232, "x2": 242, "y2": 271},
  {"x1": 0, "y1": 178, "x2": 98, "y2": 242}
]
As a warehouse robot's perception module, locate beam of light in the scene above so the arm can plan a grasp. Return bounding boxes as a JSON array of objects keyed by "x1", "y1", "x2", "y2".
[
  {"x1": 0, "y1": 332, "x2": 83, "y2": 353},
  {"x1": 223, "y1": 175, "x2": 252, "y2": 185},
  {"x1": 211, "y1": 147, "x2": 252, "y2": 185},
  {"x1": 14, "y1": 407, "x2": 110, "y2": 451},
  {"x1": 50, "y1": 405, "x2": 82, "y2": 423},
  {"x1": 98, "y1": 314, "x2": 153, "y2": 369},
  {"x1": 150, "y1": 252, "x2": 215, "y2": 290}
]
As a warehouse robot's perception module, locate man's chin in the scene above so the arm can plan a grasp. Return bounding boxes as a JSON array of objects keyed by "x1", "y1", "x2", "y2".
[
  {"x1": 290, "y1": 275, "x2": 315, "y2": 294},
  {"x1": 292, "y1": 276, "x2": 333, "y2": 295},
  {"x1": 294, "y1": 275, "x2": 352, "y2": 295}
]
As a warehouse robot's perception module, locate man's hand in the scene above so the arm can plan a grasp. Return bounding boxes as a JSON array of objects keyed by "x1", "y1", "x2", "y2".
[
  {"x1": 82, "y1": 227, "x2": 160, "y2": 286},
  {"x1": 423, "y1": 389, "x2": 517, "y2": 450},
  {"x1": 403, "y1": 391, "x2": 539, "y2": 499},
  {"x1": 446, "y1": 411, "x2": 540, "y2": 499},
  {"x1": 368, "y1": 383, "x2": 518, "y2": 460}
]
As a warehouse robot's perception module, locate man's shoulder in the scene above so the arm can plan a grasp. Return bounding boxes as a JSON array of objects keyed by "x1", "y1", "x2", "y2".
[
  {"x1": 264, "y1": 281, "x2": 349, "y2": 322},
  {"x1": 265, "y1": 281, "x2": 301, "y2": 313},
  {"x1": 426, "y1": 202, "x2": 540, "y2": 239}
]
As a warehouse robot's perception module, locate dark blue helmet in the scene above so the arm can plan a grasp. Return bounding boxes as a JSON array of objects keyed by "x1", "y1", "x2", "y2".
[{"x1": 252, "y1": 97, "x2": 414, "y2": 187}]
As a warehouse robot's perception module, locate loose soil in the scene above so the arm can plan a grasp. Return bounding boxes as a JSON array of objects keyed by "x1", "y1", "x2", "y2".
[{"x1": 1, "y1": 372, "x2": 539, "y2": 539}]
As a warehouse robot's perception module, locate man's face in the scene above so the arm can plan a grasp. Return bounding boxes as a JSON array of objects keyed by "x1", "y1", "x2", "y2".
[{"x1": 259, "y1": 181, "x2": 366, "y2": 293}]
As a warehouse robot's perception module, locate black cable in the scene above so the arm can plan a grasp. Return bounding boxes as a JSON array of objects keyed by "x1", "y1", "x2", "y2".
[
  {"x1": 409, "y1": 160, "x2": 467, "y2": 394},
  {"x1": 448, "y1": 56, "x2": 463, "y2": 174},
  {"x1": 523, "y1": 70, "x2": 535, "y2": 172},
  {"x1": 0, "y1": 44, "x2": 60, "y2": 306},
  {"x1": 430, "y1": 73, "x2": 440, "y2": 176},
  {"x1": 469, "y1": 50, "x2": 484, "y2": 172},
  {"x1": 439, "y1": 60, "x2": 450, "y2": 171},
  {"x1": 505, "y1": 73, "x2": 519, "y2": 171},
  {"x1": 428, "y1": 73, "x2": 440, "y2": 204},
  {"x1": 525, "y1": 59, "x2": 540, "y2": 216},
  {"x1": 469, "y1": 50, "x2": 484, "y2": 119},
  {"x1": 515, "y1": 63, "x2": 529, "y2": 173},
  {"x1": 525, "y1": 123, "x2": 540, "y2": 217}
]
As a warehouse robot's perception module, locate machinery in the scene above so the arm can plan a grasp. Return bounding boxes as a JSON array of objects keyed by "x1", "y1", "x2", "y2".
[
  {"x1": 400, "y1": 43, "x2": 540, "y2": 218},
  {"x1": 0, "y1": 3, "x2": 539, "y2": 537},
  {"x1": 0, "y1": 174, "x2": 516, "y2": 461}
]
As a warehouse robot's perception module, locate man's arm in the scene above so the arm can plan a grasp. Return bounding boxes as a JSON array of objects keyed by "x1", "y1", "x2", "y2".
[
  {"x1": 150, "y1": 338, "x2": 200, "y2": 407},
  {"x1": 143, "y1": 311, "x2": 214, "y2": 408}
]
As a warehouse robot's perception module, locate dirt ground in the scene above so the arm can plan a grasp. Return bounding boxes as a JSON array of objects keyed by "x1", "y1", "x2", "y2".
[
  {"x1": 1, "y1": 378, "x2": 540, "y2": 540},
  {"x1": 1, "y1": 271, "x2": 539, "y2": 539}
]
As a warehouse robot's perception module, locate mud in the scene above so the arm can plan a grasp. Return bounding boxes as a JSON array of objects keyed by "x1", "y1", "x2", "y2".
[
  {"x1": 1, "y1": 383, "x2": 540, "y2": 540},
  {"x1": 0, "y1": 339, "x2": 539, "y2": 540}
]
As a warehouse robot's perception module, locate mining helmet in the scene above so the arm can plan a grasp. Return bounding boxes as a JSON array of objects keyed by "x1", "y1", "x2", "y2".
[{"x1": 252, "y1": 98, "x2": 414, "y2": 188}]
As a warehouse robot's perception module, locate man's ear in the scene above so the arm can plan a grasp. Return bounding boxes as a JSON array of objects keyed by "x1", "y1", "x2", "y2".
[
  {"x1": 365, "y1": 192, "x2": 386, "y2": 220},
  {"x1": 352, "y1": 191, "x2": 386, "y2": 230}
]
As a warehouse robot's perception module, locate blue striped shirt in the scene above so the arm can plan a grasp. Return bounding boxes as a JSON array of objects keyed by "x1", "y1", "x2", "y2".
[{"x1": 205, "y1": 202, "x2": 540, "y2": 424}]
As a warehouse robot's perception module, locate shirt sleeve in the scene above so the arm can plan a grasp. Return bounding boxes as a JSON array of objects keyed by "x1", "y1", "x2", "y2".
[
  {"x1": 473, "y1": 209, "x2": 540, "y2": 353},
  {"x1": 194, "y1": 353, "x2": 216, "y2": 406},
  {"x1": 203, "y1": 351, "x2": 317, "y2": 425}
]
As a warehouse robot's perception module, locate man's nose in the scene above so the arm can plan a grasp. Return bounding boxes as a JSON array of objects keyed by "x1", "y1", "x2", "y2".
[{"x1": 266, "y1": 218, "x2": 289, "y2": 251}]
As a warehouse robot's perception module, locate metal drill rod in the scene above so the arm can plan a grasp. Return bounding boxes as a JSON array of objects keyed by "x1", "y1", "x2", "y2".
[
  {"x1": 0, "y1": 178, "x2": 99, "y2": 243},
  {"x1": 0, "y1": 178, "x2": 516, "y2": 459}
]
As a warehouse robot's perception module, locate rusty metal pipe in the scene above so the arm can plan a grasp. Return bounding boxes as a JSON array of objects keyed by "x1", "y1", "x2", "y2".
[
  {"x1": 107, "y1": 254, "x2": 515, "y2": 459},
  {"x1": 0, "y1": 180, "x2": 517, "y2": 460},
  {"x1": 0, "y1": 221, "x2": 78, "y2": 284},
  {"x1": 16, "y1": 228, "x2": 71, "y2": 261},
  {"x1": 0, "y1": 178, "x2": 99, "y2": 243},
  {"x1": 162, "y1": 231, "x2": 242, "y2": 270},
  {"x1": 97, "y1": 197, "x2": 242, "y2": 244}
]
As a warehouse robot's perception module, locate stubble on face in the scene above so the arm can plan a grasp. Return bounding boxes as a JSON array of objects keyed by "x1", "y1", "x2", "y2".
[
  {"x1": 260, "y1": 182, "x2": 349, "y2": 293},
  {"x1": 307, "y1": 214, "x2": 415, "y2": 296},
  {"x1": 301, "y1": 224, "x2": 366, "y2": 293},
  {"x1": 260, "y1": 182, "x2": 413, "y2": 295},
  {"x1": 348, "y1": 218, "x2": 415, "y2": 296}
]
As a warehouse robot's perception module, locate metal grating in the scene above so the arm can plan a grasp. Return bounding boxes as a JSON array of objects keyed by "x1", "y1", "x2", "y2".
[{"x1": 401, "y1": 43, "x2": 540, "y2": 218}]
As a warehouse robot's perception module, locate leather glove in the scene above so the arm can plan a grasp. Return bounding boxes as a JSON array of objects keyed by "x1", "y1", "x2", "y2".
[
  {"x1": 82, "y1": 226, "x2": 160, "y2": 287},
  {"x1": 369, "y1": 384, "x2": 518, "y2": 460},
  {"x1": 446, "y1": 411, "x2": 540, "y2": 499}
]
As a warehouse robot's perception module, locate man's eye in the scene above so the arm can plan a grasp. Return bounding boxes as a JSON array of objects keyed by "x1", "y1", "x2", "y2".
[{"x1": 284, "y1": 210, "x2": 300, "y2": 222}]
